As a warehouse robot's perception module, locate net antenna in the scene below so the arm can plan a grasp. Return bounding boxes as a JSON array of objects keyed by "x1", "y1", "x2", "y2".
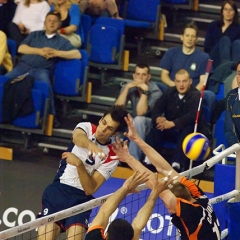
[{"x1": 189, "y1": 59, "x2": 213, "y2": 170}]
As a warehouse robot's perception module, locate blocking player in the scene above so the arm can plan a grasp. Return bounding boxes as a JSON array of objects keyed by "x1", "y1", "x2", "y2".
[
  {"x1": 85, "y1": 171, "x2": 171, "y2": 240},
  {"x1": 111, "y1": 114, "x2": 221, "y2": 240}
]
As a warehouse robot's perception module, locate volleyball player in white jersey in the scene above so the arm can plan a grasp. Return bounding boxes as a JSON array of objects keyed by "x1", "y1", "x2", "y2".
[{"x1": 37, "y1": 105, "x2": 129, "y2": 240}]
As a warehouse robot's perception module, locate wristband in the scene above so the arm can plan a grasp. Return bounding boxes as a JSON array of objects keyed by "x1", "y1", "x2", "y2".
[
  {"x1": 141, "y1": 89, "x2": 150, "y2": 95},
  {"x1": 60, "y1": 28, "x2": 66, "y2": 34}
]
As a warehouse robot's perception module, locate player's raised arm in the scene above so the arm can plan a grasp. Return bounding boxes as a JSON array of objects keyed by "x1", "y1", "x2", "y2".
[{"x1": 124, "y1": 114, "x2": 181, "y2": 180}]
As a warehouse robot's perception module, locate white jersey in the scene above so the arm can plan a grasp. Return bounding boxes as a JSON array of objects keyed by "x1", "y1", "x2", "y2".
[{"x1": 57, "y1": 122, "x2": 118, "y2": 191}]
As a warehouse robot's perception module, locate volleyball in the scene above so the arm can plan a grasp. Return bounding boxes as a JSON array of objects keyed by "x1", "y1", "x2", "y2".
[{"x1": 182, "y1": 132, "x2": 210, "y2": 161}]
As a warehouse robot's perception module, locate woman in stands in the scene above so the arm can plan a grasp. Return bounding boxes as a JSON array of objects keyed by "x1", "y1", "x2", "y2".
[
  {"x1": 7, "y1": 0, "x2": 50, "y2": 47},
  {"x1": 204, "y1": 0, "x2": 240, "y2": 69},
  {"x1": 51, "y1": 0, "x2": 82, "y2": 48}
]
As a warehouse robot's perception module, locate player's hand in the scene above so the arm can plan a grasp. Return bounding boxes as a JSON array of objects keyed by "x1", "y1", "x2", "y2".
[
  {"x1": 151, "y1": 171, "x2": 172, "y2": 196},
  {"x1": 123, "y1": 171, "x2": 149, "y2": 194},
  {"x1": 62, "y1": 152, "x2": 81, "y2": 167},
  {"x1": 88, "y1": 142, "x2": 106, "y2": 159},
  {"x1": 111, "y1": 137, "x2": 130, "y2": 162},
  {"x1": 123, "y1": 114, "x2": 140, "y2": 141}
]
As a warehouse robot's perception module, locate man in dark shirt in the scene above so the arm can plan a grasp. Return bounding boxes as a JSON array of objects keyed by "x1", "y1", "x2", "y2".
[
  {"x1": 5, "y1": 11, "x2": 81, "y2": 126},
  {"x1": 150, "y1": 68, "x2": 209, "y2": 171}
]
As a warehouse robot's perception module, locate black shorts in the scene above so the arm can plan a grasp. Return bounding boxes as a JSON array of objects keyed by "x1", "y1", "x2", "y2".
[{"x1": 39, "y1": 182, "x2": 94, "y2": 231}]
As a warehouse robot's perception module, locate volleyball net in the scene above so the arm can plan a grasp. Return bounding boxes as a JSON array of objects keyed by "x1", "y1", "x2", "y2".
[{"x1": 1, "y1": 143, "x2": 240, "y2": 240}]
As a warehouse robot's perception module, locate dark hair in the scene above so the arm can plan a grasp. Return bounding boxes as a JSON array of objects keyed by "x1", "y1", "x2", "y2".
[
  {"x1": 220, "y1": 0, "x2": 238, "y2": 26},
  {"x1": 170, "y1": 182, "x2": 192, "y2": 201},
  {"x1": 107, "y1": 219, "x2": 134, "y2": 240},
  {"x1": 103, "y1": 105, "x2": 128, "y2": 132},
  {"x1": 182, "y1": 22, "x2": 198, "y2": 37},
  {"x1": 135, "y1": 63, "x2": 150, "y2": 74},
  {"x1": 46, "y1": 11, "x2": 61, "y2": 21},
  {"x1": 236, "y1": 60, "x2": 240, "y2": 69}
]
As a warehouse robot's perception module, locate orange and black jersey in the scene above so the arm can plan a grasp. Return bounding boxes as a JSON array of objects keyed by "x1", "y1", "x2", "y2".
[
  {"x1": 85, "y1": 226, "x2": 106, "y2": 240},
  {"x1": 171, "y1": 177, "x2": 221, "y2": 240}
]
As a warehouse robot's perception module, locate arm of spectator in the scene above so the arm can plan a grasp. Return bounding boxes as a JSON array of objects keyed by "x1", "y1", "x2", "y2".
[
  {"x1": 115, "y1": 82, "x2": 137, "y2": 106},
  {"x1": 136, "y1": 83, "x2": 149, "y2": 115},
  {"x1": 0, "y1": 31, "x2": 8, "y2": 64},
  {"x1": 108, "y1": 0, "x2": 120, "y2": 18},
  {"x1": 12, "y1": 1, "x2": 24, "y2": 25},
  {"x1": 63, "y1": 4, "x2": 80, "y2": 34},
  {"x1": 161, "y1": 69, "x2": 175, "y2": 87},
  {"x1": 195, "y1": 74, "x2": 205, "y2": 91},
  {"x1": 48, "y1": 48, "x2": 81, "y2": 59},
  {"x1": 18, "y1": 44, "x2": 51, "y2": 57}
]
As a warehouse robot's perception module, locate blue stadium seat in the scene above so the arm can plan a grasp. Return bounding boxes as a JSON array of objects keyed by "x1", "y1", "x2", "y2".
[
  {"x1": 88, "y1": 17, "x2": 125, "y2": 66},
  {"x1": 80, "y1": 14, "x2": 92, "y2": 49},
  {"x1": 0, "y1": 76, "x2": 49, "y2": 129},
  {"x1": 53, "y1": 49, "x2": 88, "y2": 97},
  {"x1": 123, "y1": 0, "x2": 161, "y2": 39},
  {"x1": 7, "y1": 39, "x2": 17, "y2": 60},
  {"x1": 124, "y1": 0, "x2": 161, "y2": 29},
  {"x1": 0, "y1": 76, "x2": 10, "y2": 123},
  {"x1": 162, "y1": 0, "x2": 187, "y2": 3},
  {"x1": 12, "y1": 81, "x2": 50, "y2": 128}
]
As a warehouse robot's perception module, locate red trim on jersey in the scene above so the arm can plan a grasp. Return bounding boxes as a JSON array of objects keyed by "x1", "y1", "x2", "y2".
[
  {"x1": 104, "y1": 144, "x2": 116, "y2": 164},
  {"x1": 91, "y1": 123, "x2": 97, "y2": 134}
]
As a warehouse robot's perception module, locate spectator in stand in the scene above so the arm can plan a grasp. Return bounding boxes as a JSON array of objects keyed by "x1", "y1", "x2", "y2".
[
  {"x1": 0, "y1": 31, "x2": 13, "y2": 75},
  {"x1": 0, "y1": 0, "x2": 17, "y2": 34},
  {"x1": 5, "y1": 11, "x2": 81, "y2": 127},
  {"x1": 204, "y1": 0, "x2": 240, "y2": 69},
  {"x1": 159, "y1": 22, "x2": 216, "y2": 123},
  {"x1": 7, "y1": 0, "x2": 50, "y2": 48},
  {"x1": 51, "y1": 0, "x2": 82, "y2": 48},
  {"x1": 149, "y1": 69, "x2": 210, "y2": 172},
  {"x1": 225, "y1": 61, "x2": 240, "y2": 146},
  {"x1": 79, "y1": 0, "x2": 121, "y2": 19},
  {"x1": 115, "y1": 63, "x2": 162, "y2": 162}
]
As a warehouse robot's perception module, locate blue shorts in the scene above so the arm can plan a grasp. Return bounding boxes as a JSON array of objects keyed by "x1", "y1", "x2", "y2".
[{"x1": 39, "y1": 182, "x2": 94, "y2": 231}]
